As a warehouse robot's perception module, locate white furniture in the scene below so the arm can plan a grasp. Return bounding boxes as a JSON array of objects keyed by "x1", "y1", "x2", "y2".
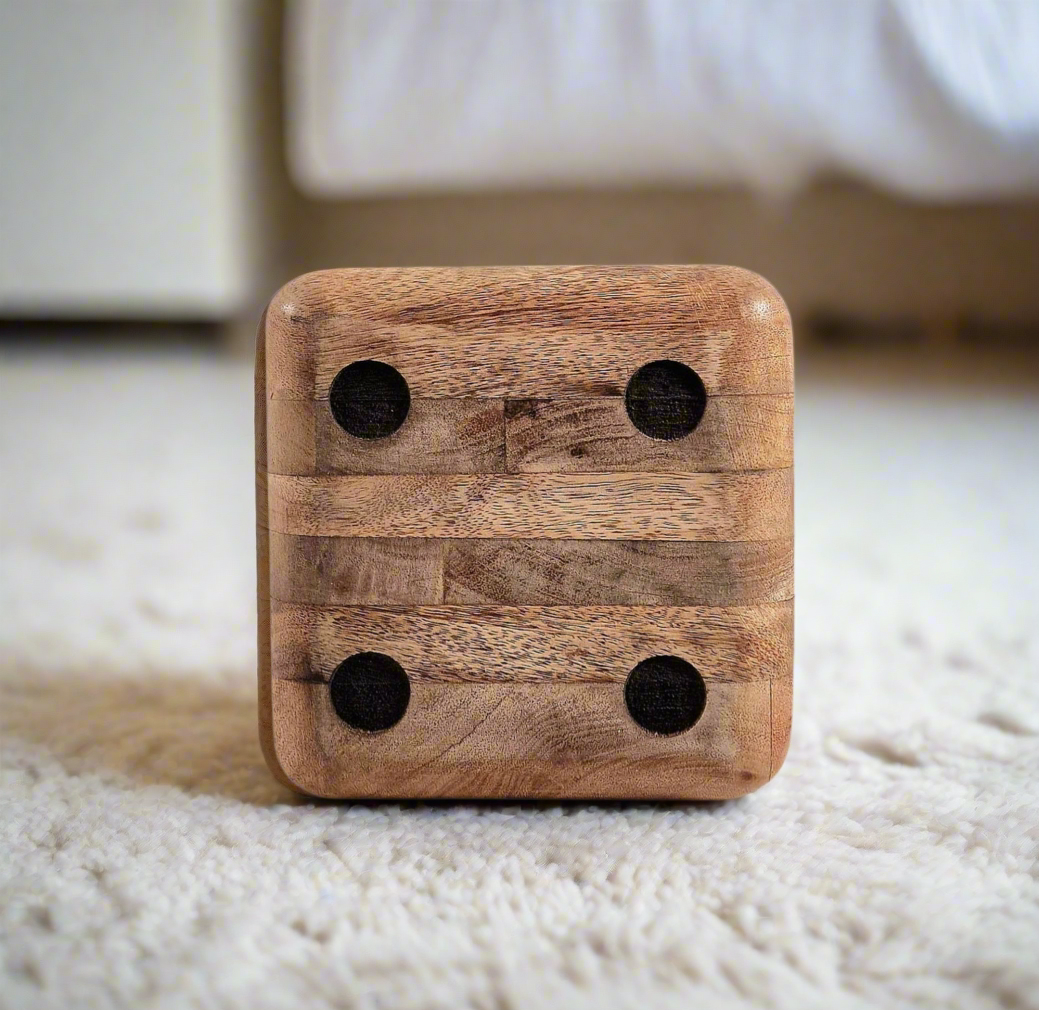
[{"x1": 0, "y1": 1, "x2": 274, "y2": 318}]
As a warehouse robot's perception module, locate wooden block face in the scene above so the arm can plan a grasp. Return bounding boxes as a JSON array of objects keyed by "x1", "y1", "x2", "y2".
[
  {"x1": 503, "y1": 395, "x2": 793, "y2": 473},
  {"x1": 271, "y1": 602, "x2": 793, "y2": 685},
  {"x1": 257, "y1": 265, "x2": 794, "y2": 800},
  {"x1": 266, "y1": 471, "x2": 792, "y2": 541}
]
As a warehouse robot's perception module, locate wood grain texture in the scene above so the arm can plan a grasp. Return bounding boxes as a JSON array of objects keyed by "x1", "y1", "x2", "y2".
[
  {"x1": 263, "y1": 265, "x2": 793, "y2": 400},
  {"x1": 254, "y1": 471, "x2": 269, "y2": 530},
  {"x1": 771, "y1": 668, "x2": 794, "y2": 780},
  {"x1": 442, "y1": 537, "x2": 794, "y2": 606},
  {"x1": 267, "y1": 397, "x2": 506, "y2": 475},
  {"x1": 504, "y1": 394, "x2": 792, "y2": 473},
  {"x1": 257, "y1": 265, "x2": 795, "y2": 800},
  {"x1": 271, "y1": 602, "x2": 793, "y2": 686},
  {"x1": 269, "y1": 676, "x2": 779, "y2": 800},
  {"x1": 268, "y1": 533, "x2": 444, "y2": 606},
  {"x1": 256, "y1": 308, "x2": 301, "y2": 793},
  {"x1": 267, "y1": 394, "x2": 792, "y2": 476},
  {"x1": 266, "y1": 469, "x2": 793, "y2": 541},
  {"x1": 265, "y1": 532, "x2": 793, "y2": 606}
]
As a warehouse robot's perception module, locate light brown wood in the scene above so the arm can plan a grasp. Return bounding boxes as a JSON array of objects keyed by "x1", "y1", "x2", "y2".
[
  {"x1": 505, "y1": 394, "x2": 793, "y2": 473},
  {"x1": 254, "y1": 470, "x2": 269, "y2": 530},
  {"x1": 257, "y1": 265, "x2": 795, "y2": 800},
  {"x1": 267, "y1": 397, "x2": 506, "y2": 475},
  {"x1": 771, "y1": 666, "x2": 794, "y2": 780},
  {"x1": 443, "y1": 537, "x2": 794, "y2": 606},
  {"x1": 256, "y1": 308, "x2": 300, "y2": 793},
  {"x1": 265, "y1": 394, "x2": 792, "y2": 476},
  {"x1": 271, "y1": 601, "x2": 793, "y2": 686},
  {"x1": 270, "y1": 677, "x2": 777, "y2": 800},
  {"x1": 268, "y1": 533, "x2": 444, "y2": 605},
  {"x1": 265, "y1": 469, "x2": 793, "y2": 541},
  {"x1": 263, "y1": 265, "x2": 793, "y2": 400},
  {"x1": 266, "y1": 532, "x2": 793, "y2": 606}
]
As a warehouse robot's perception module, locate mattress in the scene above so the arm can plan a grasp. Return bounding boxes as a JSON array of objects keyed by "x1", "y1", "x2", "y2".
[{"x1": 287, "y1": 0, "x2": 1039, "y2": 197}]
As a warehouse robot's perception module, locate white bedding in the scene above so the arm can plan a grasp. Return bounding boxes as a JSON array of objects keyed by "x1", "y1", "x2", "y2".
[{"x1": 287, "y1": 0, "x2": 1039, "y2": 197}]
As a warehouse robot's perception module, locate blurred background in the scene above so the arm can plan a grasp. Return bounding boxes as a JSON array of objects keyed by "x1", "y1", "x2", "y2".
[{"x1": 2, "y1": 0, "x2": 1039, "y2": 350}]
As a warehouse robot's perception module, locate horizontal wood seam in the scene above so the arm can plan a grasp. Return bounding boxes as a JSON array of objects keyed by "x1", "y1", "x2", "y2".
[
  {"x1": 270, "y1": 388, "x2": 794, "y2": 402},
  {"x1": 260, "y1": 466, "x2": 793, "y2": 477},
  {"x1": 270, "y1": 601, "x2": 794, "y2": 613},
  {"x1": 274, "y1": 668, "x2": 777, "y2": 686},
  {"x1": 257, "y1": 523, "x2": 793, "y2": 545},
  {"x1": 260, "y1": 593, "x2": 795, "y2": 606},
  {"x1": 299, "y1": 393, "x2": 793, "y2": 402}
]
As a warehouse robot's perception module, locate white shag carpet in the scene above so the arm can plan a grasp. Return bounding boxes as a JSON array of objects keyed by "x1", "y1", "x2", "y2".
[{"x1": 1, "y1": 347, "x2": 1038, "y2": 1010}]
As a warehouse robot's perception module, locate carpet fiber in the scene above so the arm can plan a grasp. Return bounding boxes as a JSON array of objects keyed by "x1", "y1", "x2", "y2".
[{"x1": 2, "y1": 348, "x2": 1037, "y2": 1010}]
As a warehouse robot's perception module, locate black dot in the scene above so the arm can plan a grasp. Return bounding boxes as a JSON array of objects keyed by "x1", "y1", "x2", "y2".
[
  {"x1": 329, "y1": 360, "x2": 410, "y2": 439},
  {"x1": 624, "y1": 360, "x2": 706, "y2": 440},
  {"x1": 624, "y1": 655, "x2": 707, "y2": 735},
  {"x1": 330, "y1": 652, "x2": 410, "y2": 732}
]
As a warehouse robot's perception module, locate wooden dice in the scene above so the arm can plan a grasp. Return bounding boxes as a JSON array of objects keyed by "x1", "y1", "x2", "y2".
[{"x1": 256, "y1": 266, "x2": 793, "y2": 800}]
